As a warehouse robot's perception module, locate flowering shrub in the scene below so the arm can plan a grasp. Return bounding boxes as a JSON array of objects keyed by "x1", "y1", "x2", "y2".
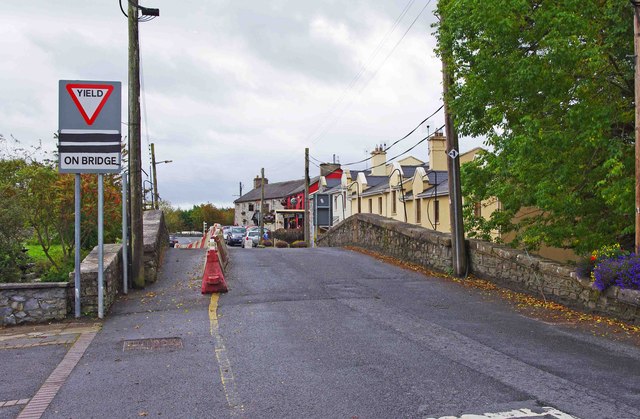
[
  {"x1": 590, "y1": 243, "x2": 628, "y2": 263},
  {"x1": 576, "y1": 243, "x2": 629, "y2": 281},
  {"x1": 592, "y1": 253, "x2": 640, "y2": 292}
]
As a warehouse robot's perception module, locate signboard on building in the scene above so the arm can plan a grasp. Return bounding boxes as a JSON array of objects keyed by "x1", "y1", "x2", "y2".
[
  {"x1": 58, "y1": 80, "x2": 122, "y2": 174},
  {"x1": 314, "y1": 193, "x2": 332, "y2": 227}
]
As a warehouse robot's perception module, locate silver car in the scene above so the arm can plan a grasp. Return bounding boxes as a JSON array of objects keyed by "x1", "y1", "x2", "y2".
[{"x1": 242, "y1": 230, "x2": 261, "y2": 247}]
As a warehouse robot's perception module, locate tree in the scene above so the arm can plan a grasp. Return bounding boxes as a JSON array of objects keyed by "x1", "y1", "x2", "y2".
[
  {"x1": 436, "y1": 0, "x2": 634, "y2": 254},
  {"x1": 0, "y1": 159, "x2": 29, "y2": 281}
]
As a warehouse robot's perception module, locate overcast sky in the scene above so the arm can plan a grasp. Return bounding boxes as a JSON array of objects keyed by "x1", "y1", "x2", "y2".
[{"x1": 0, "y1": 0, "x2": 482, "y2": 208}]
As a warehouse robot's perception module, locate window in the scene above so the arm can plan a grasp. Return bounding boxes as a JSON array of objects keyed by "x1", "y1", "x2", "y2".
[
  {"x1": 368, "y1": 199, "x2": 373, "y2": 213},
  {"x1": 392, "y1": 191, "x2": 397, "y2": 214},
  {"x1": 378, "y1": 197, "x2": 383, "y2": 214},
  {"x1": 416, "y1": 198, "x2": 421, "y2": 224},
  {"x1": 248, "y1": 203, "x2": 255, "y2": 211},
  {"x1": 434, "y1": 200, "x2": 440, "y2": 224},
  {"x1": 265, "y1": 203, "x2": 270, "y2": 212}
]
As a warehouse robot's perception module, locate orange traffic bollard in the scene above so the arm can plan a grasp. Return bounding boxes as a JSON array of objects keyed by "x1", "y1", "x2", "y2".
[{"x1": 201, "y1": 249, "x2": 228, "y2": 294}]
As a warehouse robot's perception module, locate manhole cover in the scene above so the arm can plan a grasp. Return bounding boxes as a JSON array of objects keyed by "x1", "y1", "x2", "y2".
[{"x1": 123, "y1": 337, "x2": 183, "y2": 351}]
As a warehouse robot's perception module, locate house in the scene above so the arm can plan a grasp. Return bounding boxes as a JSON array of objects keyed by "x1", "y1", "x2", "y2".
[
  {"x1": 233, "y1": 177, "x2": 305, "y2": 228},
  {"x1": 344, "y1": 131, "x2": 494, "y2": 234},
  {"x1": 233, "y1": 164, "x2": 344, "y2": 230}
]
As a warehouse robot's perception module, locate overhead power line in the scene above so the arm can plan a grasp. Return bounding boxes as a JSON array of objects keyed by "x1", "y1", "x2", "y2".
[
  {"x1": 363, "y1": 124, "x2": 445, "y2": 171},
  {"x1": 303, "y1": 0, "x2": 418, "y2": 146},
  {"x1": 341, "y1": 105, "x2": 443, "y2": 167}
]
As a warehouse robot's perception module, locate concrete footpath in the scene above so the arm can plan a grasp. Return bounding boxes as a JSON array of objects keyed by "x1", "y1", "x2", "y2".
[{"x1": 0, "y1": 248, "x2": 230, "y2": 419}]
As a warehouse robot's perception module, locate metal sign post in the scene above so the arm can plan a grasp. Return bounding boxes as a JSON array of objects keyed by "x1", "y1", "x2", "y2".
[{"x1": 59, "y1": 80, "x2": 122, "y2": 319}]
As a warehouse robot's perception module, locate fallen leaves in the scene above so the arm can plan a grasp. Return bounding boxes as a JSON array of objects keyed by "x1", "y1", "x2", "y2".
[{"x1": 346, "y1": 246, "x2": 640, "y2": 346}]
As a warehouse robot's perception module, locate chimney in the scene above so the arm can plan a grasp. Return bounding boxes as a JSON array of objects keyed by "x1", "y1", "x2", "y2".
[
  {"x1": 428, "y1": 130, "x2": 447, "y2": 171},
  {"x1": 253, "y1": 175, "x2": 268, "y2": 190},
  {"x1": 320, "y1": 163, "x2": 340, "y2": 177},
  {"x1": 370, "y1": 145, "x2": 387, "y2": 176}
]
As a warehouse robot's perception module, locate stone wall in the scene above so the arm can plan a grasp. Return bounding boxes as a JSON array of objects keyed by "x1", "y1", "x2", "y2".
[
  {"x1": 0, "y1": 283, "x2": 69, "y2": 326},
  {"x1": 143, "y1": 210, "x2": 169, "y2": 284},
  {"x1": 1, "y1": 210, "x2": 169, "y2": 326},
  {"x1": 317, "y1": 213, "x2": 640, "y2": 324},
  {"x1": 72, "y1": 243, "x2": 123, "y2": 315}
]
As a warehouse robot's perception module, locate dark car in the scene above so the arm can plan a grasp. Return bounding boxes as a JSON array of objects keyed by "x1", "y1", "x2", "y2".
[
  {"x1": 226, "y1": 227, "x2": 247, "y2": 246},
  {"x1": 169, "y1": 235, "x2": 178, "y2": 248}
]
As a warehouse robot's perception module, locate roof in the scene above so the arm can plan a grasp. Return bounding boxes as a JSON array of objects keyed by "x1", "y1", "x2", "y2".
[
  {"x1": 416, "y1": 171, "x2": 449, "y2": 199},
  {"x1": 234, "y1": 179, "x2": 305, "y2": 203}
]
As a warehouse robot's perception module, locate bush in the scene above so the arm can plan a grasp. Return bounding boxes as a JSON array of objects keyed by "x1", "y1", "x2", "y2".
[
  {"x1": 273, "y1": 228, "x2": 304, "y2": 244},
  {"x1": 275, "y1": 240, "x2": 289, "y2": 248},
  {"x1": 578, "y1": 243, "x2": 629, "y2": 281},
  {"x1": 592, "y1": 253, "x2": 640, "y2": 292},
  {"x1": 262, "y1": 239, "x2": 273, "y2": 247},
  {"x1": 291, "y1": 240, "x2": 308, "y2": 248}
]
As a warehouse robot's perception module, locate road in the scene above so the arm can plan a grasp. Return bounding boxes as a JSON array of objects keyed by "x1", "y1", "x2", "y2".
[{"x1": 3, "y1": 246, "x2": 640, "y2": 418}]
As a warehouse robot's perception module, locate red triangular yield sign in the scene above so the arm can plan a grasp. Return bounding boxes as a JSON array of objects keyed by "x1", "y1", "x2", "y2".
[{"x1": 65, "y1": 83, "x2": 114, "y2": 125}]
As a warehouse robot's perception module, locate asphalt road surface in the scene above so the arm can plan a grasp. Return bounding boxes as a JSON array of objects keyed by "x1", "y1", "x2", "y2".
[{"x1": 9, "y1": 246, "x2": 640, "y2": 418}]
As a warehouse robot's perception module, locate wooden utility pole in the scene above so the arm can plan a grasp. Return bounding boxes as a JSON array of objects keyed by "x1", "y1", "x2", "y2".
[
  {"x1": 634, "y1": 1, "x2": 640, "y2": 253},
  {"x1": 260, "y1": 168, "x2": 265, "y2": 245},
  {"x1": 128, "y1": 0, "x2": 144, "y2": 288},
  {"x1": 151, "y1": 143, "x2": 158, "y2": 209},
  {"x1": 442, "y1": 50, "x2": 467, "y2": 277},
  {"x1": 304, "y1": 148, "x2": 310, "y2": 246}
]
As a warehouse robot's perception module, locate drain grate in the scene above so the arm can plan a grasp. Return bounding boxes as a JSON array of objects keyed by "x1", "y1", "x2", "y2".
[{"x1": 123, "y1": 337, "x2": 183, "y2": 351}]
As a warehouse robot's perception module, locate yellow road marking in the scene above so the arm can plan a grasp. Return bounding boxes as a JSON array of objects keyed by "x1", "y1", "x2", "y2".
[{"x1": 209, "y1": 294, "x2": 243, "y2": 412}]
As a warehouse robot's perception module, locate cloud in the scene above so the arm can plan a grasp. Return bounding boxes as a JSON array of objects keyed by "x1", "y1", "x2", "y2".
[{"x1": 0, "y1": 0, "x2": 483, "y2": 210}]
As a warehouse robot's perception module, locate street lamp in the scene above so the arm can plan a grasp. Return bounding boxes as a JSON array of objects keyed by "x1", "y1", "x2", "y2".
[{"x1": 389, "y1": 167, "x2": 407, "y2": 223}]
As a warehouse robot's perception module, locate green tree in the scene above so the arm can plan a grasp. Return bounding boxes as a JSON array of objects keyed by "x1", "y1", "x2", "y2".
[
  {"x1": 436, "y1": 0, "x2": 634, "y2": 254},
  {"x1": 158, "y1": 199, "x2": 185, "y2": 233},
  {"x1": 0, "y1": 159, "x2": 29, "y2": 281}
]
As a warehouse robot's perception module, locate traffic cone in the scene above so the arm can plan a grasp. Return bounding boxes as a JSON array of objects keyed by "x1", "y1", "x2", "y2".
[{"x1": 201, "y1": 249, "x2": 228, "y2": 294}]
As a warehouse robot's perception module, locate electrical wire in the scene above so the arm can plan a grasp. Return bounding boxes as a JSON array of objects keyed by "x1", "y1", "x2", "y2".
[
  {"x1": 302, "y1": 0, "x2": 418, "y2": 146},
  {"x1": 309, "y1": 154, "x2": 323, "y2": 164},
  {"x1": 354, "y1": 0, "x2": 433, "y2": 97},
  {"x1": 341, "y1": 107, "x2": 443, "y2": 167},
  {"x1": 306, "y1": 0, "x2": 434, "y2": 147},
  {"x1": 118, "y1": 0, "x2": 158, "y2": 22},
  {"x1": 360, "y1": 124, "x2": 444, "y2": 171}
]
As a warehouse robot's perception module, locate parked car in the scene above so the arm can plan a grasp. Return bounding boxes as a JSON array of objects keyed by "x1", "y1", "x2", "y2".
[
  {"x1": 226, "y1": 227, "x2": 247, "y2": 246},
  {"x1": 242, "y1": 230, "x2": 261, "y2": 248},
  {"x1": 169, "y1": 235, "x2": 178, "y2": 248}
]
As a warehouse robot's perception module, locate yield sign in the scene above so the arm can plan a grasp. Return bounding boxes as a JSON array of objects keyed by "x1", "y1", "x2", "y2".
[{"x1": 65, "y1": 83, "x2": 114, "y2": 125}]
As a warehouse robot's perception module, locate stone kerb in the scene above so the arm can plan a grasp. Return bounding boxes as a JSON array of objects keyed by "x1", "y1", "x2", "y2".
[
  {"x1": 319, "y1": 213, "x2": 640, "y2": 324},
  {"x1": 143, "y1": 209, "x2": 169, "y2": 284},
  {"x1": 0, "y1": 282, "x2": 70, "y2": 326}
]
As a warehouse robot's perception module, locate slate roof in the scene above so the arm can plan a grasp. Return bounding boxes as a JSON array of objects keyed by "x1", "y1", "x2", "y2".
[
  {"x1": 234, "y1": 179, "x2": 305, "y2": 203},
  {"x1": 416, "y1": 171, "x2": 449, "y2": 199}
]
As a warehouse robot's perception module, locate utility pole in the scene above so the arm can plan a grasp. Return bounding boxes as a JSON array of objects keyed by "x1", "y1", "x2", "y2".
[
  {"x1": 442, "y1": 47, "x2": 467, "y2": 277},
  {"x1": 260, "y1": 168, "x2": 265, "y2": 245},
  {"x1": 304, "y1": 148, "x2": 310, "y2": 246},
  {"x1": 633, "y1": 0, "x2": 640, "y2": 253},
  {"x1": 151, "y1": 143, "x2": 158, "y2": 209},
  {"x1": 128, "y1": 0, "x2": 144, "y2": 288}
]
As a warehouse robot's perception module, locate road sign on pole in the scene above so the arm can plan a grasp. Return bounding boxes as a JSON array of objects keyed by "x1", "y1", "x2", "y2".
[
  {"x1": 59, "y1": 79, "x2": 122, "y2": 319},
  {"x1": 58, "y1": 80, "x2": 122, "y2": 174}
]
